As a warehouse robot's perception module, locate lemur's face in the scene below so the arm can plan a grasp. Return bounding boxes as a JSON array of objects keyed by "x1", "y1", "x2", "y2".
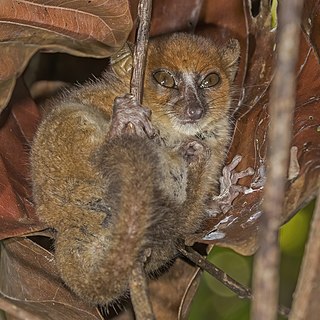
[{"x1": 143, "y1": 33, "x2": 240, "y2": 135}]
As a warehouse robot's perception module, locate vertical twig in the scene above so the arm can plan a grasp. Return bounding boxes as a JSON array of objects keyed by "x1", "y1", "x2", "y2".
[
  {"x1": 289, "y1": 189, "x2": 320, "y2": 320},
  {"x1": 251, "y1": 1, "x2": 304, "y2": 320},
  {"x1": 128, "y1": 0, "x2": 153, "y2": 318},
  {"x1": 129, "y1": 259, "x2": 155, "y2": 320},
  {"x1": 130, "y1": 0, "x2": 153, "y2": 104}
]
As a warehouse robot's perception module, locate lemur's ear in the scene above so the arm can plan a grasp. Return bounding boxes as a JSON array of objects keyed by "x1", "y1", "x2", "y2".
[
  {"x1": 110, "y1": 43, "x2": 133, "y2": 77},
  {"x1": 221, "y1": 39, "x2": 241, "y2": 81}
]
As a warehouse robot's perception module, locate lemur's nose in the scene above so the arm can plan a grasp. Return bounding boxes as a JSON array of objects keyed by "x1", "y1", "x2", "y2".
[{"x1": 187, "y1": 105, "x2": 204, "y2": 121}]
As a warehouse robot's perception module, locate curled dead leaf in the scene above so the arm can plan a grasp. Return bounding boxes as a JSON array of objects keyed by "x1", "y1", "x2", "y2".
[
  {"x1": 0, "y1": 0, "x2": 133, "y2": 112},
  {"x1": 0, "y1": 237, "x2": 102, "y2": 320},
  {"x1": 196, "y1": 0, "x2": 320, "y2": 256}
]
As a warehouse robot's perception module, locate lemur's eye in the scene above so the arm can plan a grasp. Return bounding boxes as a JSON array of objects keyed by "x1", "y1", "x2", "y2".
[
  {"x1": 200, "y1": 72, "x2": 221, "y2": 88},
  {"x1": 153, "y1": 70, "x2": 176, "y2": 88}
]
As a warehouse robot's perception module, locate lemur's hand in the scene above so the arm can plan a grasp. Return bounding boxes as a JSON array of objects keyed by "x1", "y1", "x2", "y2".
[{"x1": 109, "y1": 94, "x2": 157, "y2": 140}]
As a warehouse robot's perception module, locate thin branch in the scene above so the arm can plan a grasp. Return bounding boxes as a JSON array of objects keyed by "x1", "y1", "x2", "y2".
[
  {"x1": 130, "y1": 0, "x2": 153, "y2": 104},
  {"x1": 128, "y1": 0, "x2": 154, "y2": 318},
  {"x1": 129, "y1": 259, "x2": 155, "y2": 320},
  {"x1": 178, "y1": 245, "x2": 290, "y2": 318},
  {"x1": 178, "y1": 245, "x2": 251, "y2": 298},
  {"x1": 289, "y1": 189, "x2": 320, "y2": 320},
  {"x1": 251, "y1": 1, "x2": 304, "y2": 320}
]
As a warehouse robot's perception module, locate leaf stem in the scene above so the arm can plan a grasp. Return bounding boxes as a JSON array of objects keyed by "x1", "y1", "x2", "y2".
[
  {"x1": 129, "y1": 259, "x2": 155, "y2": 320},
  {"x1": 128, "y1": 0, "x2": 154, "y2": 318},
  {"x1": 130, "y1": 0, "x2": 153, "y2": 103}
]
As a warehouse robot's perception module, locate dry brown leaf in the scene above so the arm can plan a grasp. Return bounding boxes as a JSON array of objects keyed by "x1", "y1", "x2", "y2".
[
  {"x1": 127, "y1": 0, "x2": 204, "y2": 41},
  {"x1": 148, "y1": 259, "x2": 202, "y2": 320},
  {"x1": 0, "y1": 237, "x2": 102, "y2": 320},
  {"x1": 195, "y1": 0, "x2": 320, "y2": 256},
  {"x1": 0, "y1": 80, "x2": 45, "y2": 240},
  {"x1": 0, "y1": 0, "x2": 133, "y2": 112}
]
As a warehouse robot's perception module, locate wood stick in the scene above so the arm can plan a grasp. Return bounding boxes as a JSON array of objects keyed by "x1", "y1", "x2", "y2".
[
  {"x1": 129, "y1": 259, "x2": 155, "y2": 320},
  {"x1": 178, "y1": 245, "x2": 290, "y2": 318},
  {"x1": 130, "y1": 0, "x2": 153, "y2": 104},
  {"x1": 178, "y1": 245, "x2": 251, "y2": 298},
  {"x1": 251, "y1": 1, "x2": 304, "y2": 320},
  {"x1": 128, "y1": 0, "x2": 154, "y2": 319},
  {"x1": 289, "y1": 190, "x2": 320, "y2": 320}
]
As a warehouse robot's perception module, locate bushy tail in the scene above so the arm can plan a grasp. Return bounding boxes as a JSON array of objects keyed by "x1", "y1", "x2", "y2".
[{"x1": 87, "y1": 136, "x2": 159, "y2": 304}]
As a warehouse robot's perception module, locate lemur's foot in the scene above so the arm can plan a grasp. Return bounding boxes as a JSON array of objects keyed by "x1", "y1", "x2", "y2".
[
  {"x1": 108, "y1": 94, "x2": 157, "y2": 139},
  {"x1": 207, "y1": 155, "x2": 254, "y2": 215},
  {"x1": 181, "y1": 140, "x2": 211, "y2": 166}
]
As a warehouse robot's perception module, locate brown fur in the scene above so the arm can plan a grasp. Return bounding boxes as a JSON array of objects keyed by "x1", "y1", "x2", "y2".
[{"x1": 31, "y1": 33, "x2": 239, "y2": 305}]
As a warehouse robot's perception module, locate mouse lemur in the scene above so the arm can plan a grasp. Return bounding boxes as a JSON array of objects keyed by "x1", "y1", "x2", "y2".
[{"x1": 31, "y1": 33, "x2": 243, "y2": 305}]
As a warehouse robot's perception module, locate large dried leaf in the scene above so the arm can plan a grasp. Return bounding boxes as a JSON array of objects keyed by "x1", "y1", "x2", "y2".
[
  {"x1": 128, "y1": 0, "x2": 203, "y2": 39},
  {"x1": 0, "y1": 237, "x2": 102, "y2": 320},
  {"x1": 0, "y1": 80, "x2": 44, "y2": 240},
  {"x1": 148, "y1": 259, "x2": 202, "y2": 320},
  {"x1": 0, "y1": 0, "x2": 133, "y2": 112},
  {"x1": 196, "y1": 0, "x2": 320, "y2": 256}
]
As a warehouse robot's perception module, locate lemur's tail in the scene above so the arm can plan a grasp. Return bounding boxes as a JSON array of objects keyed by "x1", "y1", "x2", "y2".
[{"x1": 90, "y1": 135, "x2": 159, "y2": 303}]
